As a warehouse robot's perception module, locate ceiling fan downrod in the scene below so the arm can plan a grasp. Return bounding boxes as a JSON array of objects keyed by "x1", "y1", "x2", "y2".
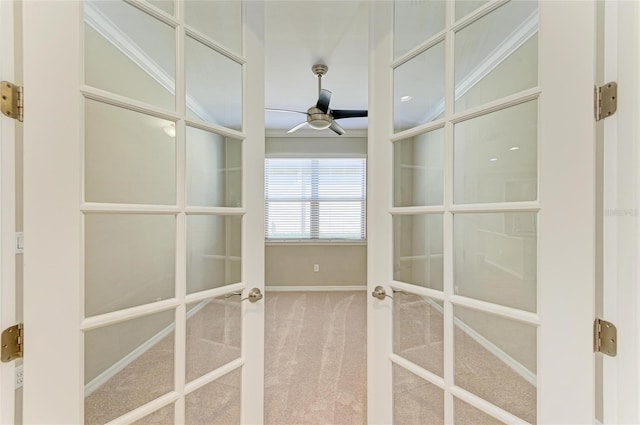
[{"x1": 312, "y1": 63, "x2": 328, "y2": 96}]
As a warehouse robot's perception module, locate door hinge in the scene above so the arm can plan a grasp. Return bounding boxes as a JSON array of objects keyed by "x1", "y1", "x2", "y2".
[
  {"x1": 1, "y1": 323, "x2": 24, "y2": 362},
  {"x1": 594, "y1": 318, "x2": 617, "y2": 357},
  {"x1": 1, "y1": 81, "x2": 23, "y2": 122},
  {"x1": 595, "y1": 82, "x2": 617, "y2": 121}
]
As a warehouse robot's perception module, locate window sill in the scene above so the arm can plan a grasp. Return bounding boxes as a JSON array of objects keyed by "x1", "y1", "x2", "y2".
[{"x1": 265, "y1": 240, "x2": 367, "y2": 246}]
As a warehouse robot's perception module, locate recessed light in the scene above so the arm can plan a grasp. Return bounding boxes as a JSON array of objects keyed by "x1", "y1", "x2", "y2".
[
  {"x1": 509, "y1": 146, "x2": 520, "y2": 151},
  {"x1": 489, "y1": 158, "x2": 498, "y2": 162},
  {"x1": 400, "y1": 95, "x2": 412, "y2": 102}
]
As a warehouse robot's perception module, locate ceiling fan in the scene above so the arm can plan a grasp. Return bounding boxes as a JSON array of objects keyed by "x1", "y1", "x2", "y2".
[{"x1": 266, "y1": 64, "x2": 368, "y2": 136}]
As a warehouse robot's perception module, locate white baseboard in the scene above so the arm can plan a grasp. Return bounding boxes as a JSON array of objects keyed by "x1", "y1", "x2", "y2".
[
  {"x1": 84, "y1": 300, "x2": 210, "y2": 397},
  {"x1": 424, "y1": 298, "x2": 536, "y2": 386},
  {"x1": 266, "y1": 285, "x2": 367, "y2": 292},
  {"x1": 453, "y1": 314, "x2": 537, "y2": 386}
]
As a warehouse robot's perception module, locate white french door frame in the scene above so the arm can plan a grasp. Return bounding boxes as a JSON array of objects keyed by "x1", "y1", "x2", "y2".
[
  {"x1": 22, "y1": 1, "x2": 264, "y2": 423},
  {"x1": 601, "y1": 1, "x2": 640, "y2": 423},
  {"x1": 0, "y1": 0, "x2": 17, "y2": 424},
  {"x1": 368, "y1": 1, "x2": 596, "y2": 423}
]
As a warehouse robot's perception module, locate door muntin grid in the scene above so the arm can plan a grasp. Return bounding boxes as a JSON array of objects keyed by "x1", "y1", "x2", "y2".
[
  {"x1": 390, "y1": 1, "x2": 539, "y2": 423},
  {"x1": 81, "y1": 1, "x2": 247, "y2": 423}
]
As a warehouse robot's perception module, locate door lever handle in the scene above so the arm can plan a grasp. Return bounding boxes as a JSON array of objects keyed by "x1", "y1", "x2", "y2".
[
  {"x1": 242, "y1": 288, "x2": 263, "y2": 303},
  {"x1": 225, "y1": 288, "x2": 264, "y2": 303},
  {"x1": 372, "y1": 285, "x2": 392, "y2": 300}
]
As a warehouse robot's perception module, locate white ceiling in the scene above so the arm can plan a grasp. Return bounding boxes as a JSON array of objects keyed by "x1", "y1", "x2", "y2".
[{"x1": 264, "y1": 1, "x2": 369, "y2": 134}]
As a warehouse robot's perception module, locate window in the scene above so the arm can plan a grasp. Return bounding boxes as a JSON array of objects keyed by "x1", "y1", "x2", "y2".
[{"x1": 264, "y1": 158, "x2": 367, "y2": 241}]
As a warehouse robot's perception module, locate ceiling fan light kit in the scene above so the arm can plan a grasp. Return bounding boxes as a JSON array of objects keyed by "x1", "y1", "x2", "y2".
[
  {"x1": 267, "y1": 63, "x2": 368, "y2": 136},
  {"x1": 307, "y1": 108, "x2": 332, "y2": 129}
]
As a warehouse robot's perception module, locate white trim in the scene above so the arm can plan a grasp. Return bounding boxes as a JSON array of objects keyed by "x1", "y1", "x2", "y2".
[
  {"x1": 266, "y1": 241, "x2": 367, "y2": 246},
  {"x1": 266, "y1": 285, "x2": 367, "y2": 292},
  {"x1": 0, "y1": 0, "x2": 16, "y2": 423},
  {"x1": 84, "y1": 299, "x2": 211, "y2": 397},
  {"x1": 84, "y1": 0, "x2": 214, "y2": 122},
  {"x1": 602, "y1": 1, "x2": 640, "y2": 423},
  {"x1": 264, "y1": 153, "x2": 368, "y2": 159},
  {"x1": 423, "y1": 11, "x2": 538, "y2": 123},
  {"x1": 455, "y1": 11, "x2": 538, "y2": 100},
  {"x1": 421, "y1": 297, "x2": 536, "y2": 386}
]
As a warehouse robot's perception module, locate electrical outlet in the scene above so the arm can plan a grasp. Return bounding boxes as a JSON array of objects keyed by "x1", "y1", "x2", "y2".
[
  {"x1": 313, "y1": 264, "x2": 319, "y2": 272},
  {"x1": 15, "y1": 364, "x2": 23, "y2": 389}
]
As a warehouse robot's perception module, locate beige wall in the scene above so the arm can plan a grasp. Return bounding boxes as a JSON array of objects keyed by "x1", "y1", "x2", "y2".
[
  {"x1": 266, "y1": 244, "x2": 366, "y2": 286},
  {"x1": 265, "y1": 136, "x2": 368, "y2": 288}
]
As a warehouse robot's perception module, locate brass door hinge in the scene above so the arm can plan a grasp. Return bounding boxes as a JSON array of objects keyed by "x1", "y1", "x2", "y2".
[
  {"x1": 595, "y1": 82, "x2": 617, "y2": 121},
  {"x1": 1, "y1": 81, "x2": 23, "y2": 122},
  {"x1": 1, "y1": 323, "x2": 23, "y2": 362},
  {"x1": 594, "y1": 318, "x2": 617, "y2": 357}
]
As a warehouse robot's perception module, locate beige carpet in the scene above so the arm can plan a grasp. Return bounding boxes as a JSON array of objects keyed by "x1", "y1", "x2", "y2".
[{"x1": 264, "y1": 291, "x2": 367, "y2": 425}]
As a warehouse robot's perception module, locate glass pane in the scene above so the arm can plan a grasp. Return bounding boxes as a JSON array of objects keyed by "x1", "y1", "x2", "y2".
[
  {"x1": 185, "y1": 0, "x2": 242, "y2": 55},
  {"x1": 185, "y1": 368, "x2": 241, "y2": 424},
  {"x1": 84, "y1": 0, "x2": 175, "y2": 110},
  {"x1": 186, "y1": 296, "x2": 241, "y2": 382},
  {"x1": 393, "y1": 214, "x2": 443, "y2": 291},
  {"x1": 187, "y1": 127, "x2": 242, "y2": 207},
  {"x1": 454, "y1": 212, "x2": 536, "y2": 312},
  {"x1": 186, "y1": 36, "x2": 242, "y2": 131},
  {"x1": 454, "y1": 101, "x2": 537, "y2": 204},
  {"x1": 394, "y1": 0, "x2": 445, "y2": 58},
  {"x1": 454, "y1": 397, "x2": 504, "y2": 425},
  {"x1": 85, "y1": 99, "x2": 176, "y2": 205},
  {"x1": 187, "y1": 215, "x2": 241, "y2": 294},
  {"x1": 84, "y1": 309, "x2": 175, "y2": 425},
  {"x1": 393, "y1": 292, "x2": 443, "y2": 377},
  {"x1": 394, "y1": 42, "x2": 445, "y2": 133},
  {"x1": 85, "y1": 214, "x2": 175, "y2": 317},
  {"x1": 455, "y1": 0, "x2": 489, "y2": 21},
  {"x1": 393, "y1": 364, "x2": 444, "y2": 424},
  {"x1": 454, "y1": 306, "x2": 536, "y2": 423},
  {"x1": 394, "y1": 128, "x2": 444, "y2": 207},
  {"x1": 148, "y1": 1, "x2": 174, "y2": 16},
  {"x1": 132, "y1": 404, "x2": 175, "y2": 425},
  {"x1": 454, "y1": 1, "x2": 538, "y2": 112}
]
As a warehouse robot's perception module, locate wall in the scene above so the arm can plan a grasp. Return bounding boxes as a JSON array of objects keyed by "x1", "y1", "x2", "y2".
[
  {"x1": 266, "y1": 243, "x2": 366, "y2": 287},
  {"x1": 265, "y1": 137, "x2": 368, "y2": 288}
]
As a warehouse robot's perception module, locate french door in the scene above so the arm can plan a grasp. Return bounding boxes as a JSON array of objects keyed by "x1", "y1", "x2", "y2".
[
  {"x1": 22, "y1": 1, "x2": 264, "y2": 423},
  {"x1": 368, "y1": 1, "x2": 596, "y2": 424}
]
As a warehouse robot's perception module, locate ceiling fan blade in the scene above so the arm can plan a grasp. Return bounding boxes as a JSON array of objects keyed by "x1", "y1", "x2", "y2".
[
  {"x1": 287, "y1": 122, "x2": 308, "y2": 134},
  {"x1": 265, "y1": 108, "x2": 308, "y2": 115},
  {"x1": 332, "y1": 109, "x2": 368, "y2": 119},
  {"x1": 316, "y1": 89, "x2": 332, "y2": 113},
  {"x1": 329, "y1": 121, "x2": 345, "y2": 136}
]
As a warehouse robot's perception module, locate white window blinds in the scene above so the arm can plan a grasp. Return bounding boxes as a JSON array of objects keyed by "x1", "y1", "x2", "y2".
[{"x1": 264, "y1": 158, "x2": 367, "y2": 240}]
